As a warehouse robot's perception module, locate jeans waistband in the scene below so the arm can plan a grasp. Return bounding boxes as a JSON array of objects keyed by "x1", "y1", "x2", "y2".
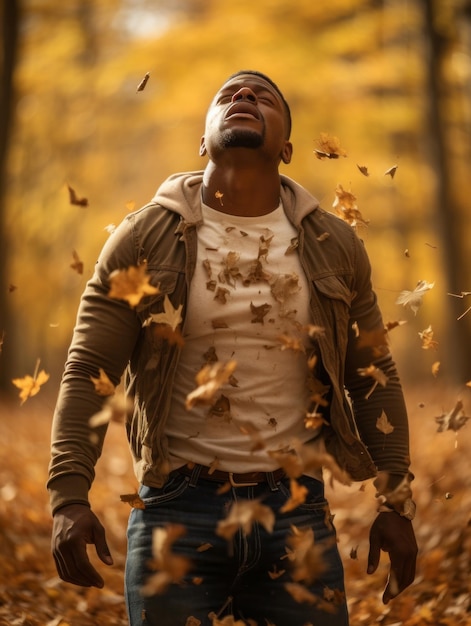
[{"x1": 176, "y1": 463, "x2": 285, "y2": 487}]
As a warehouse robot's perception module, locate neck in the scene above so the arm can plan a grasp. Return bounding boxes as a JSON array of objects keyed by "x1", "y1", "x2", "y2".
[{"x1": 202, "y1": 162, "x2": 281, "y2": 217}]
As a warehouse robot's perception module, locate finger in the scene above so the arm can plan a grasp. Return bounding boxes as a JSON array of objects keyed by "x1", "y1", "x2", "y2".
[
  {"x1": 367, "y1": 531, "x2": 381, "y2": 574},
  {"x1": 93, "y1": 526, "x2": 114, "y2": 566},
  {"x1": 56, "y1": 539, "x2": 105, "y2": 588}
]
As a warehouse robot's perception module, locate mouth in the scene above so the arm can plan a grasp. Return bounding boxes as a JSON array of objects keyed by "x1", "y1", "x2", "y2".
[{"x1": 225, "y1": 102, "x2": 261, "y2": 121}]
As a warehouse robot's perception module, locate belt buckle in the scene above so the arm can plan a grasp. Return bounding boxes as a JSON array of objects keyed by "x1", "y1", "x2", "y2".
[{"x1": 229, "y1": 472, "x2": 258, "y2": 487}]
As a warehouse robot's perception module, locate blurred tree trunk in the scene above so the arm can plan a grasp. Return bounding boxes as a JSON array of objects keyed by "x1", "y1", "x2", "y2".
[
  {"x1": 421, "y1": 0, "x2": 471, "y2": 383},
  {"x1": 0, "y1": 0, "x2": 21, "y2": 394}
]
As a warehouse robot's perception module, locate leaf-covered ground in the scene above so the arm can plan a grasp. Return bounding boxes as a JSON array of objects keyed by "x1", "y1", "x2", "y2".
[{"x1": 1, "y1": 383, "x2": 470, "y2": 626}]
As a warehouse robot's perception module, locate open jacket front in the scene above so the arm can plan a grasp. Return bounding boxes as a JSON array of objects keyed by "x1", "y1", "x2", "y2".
[{"x1": 48, "y1": 172, "x2": 411, "y2": 514}]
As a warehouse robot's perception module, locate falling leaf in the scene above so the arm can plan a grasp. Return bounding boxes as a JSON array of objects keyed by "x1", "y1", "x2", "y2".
[
  {"x1": 384, "y1": 320, "x2": 407, "y2": 332},
  {"x1": 236, "y1": 420, "x2": 266, "y2": 451},
  {"x1": 141, "y1": 524, "x2": 191, "y2": 596},
  {"x1": 88, "y1": 393, "x2": 133, "y2": 427},
  {"x1": 196, "y1": 542, "x2": 213, "y2": 553},
  {"x1": 276, "y1": 333, "x2": 305, "y2": 352},
  {"x1": 185, "y1": 360, "x2": 237, "y2": 409},
  {"x1": 396, "y1": 280, "x2": 435, "y2": 315},
  {"x1": 67, "y1": 184, "x2": 88, "y2": 207},
  {"x1": 215, "y1": 190, "x2": 224, "y2": 206},
  {"x1": 350, "y1": 545, "x2": 359, "y2": 559},
  {"x1": 419, "y1": 325, "x2": 438, "y2": 350},
  {"x1": 108, "y1": 261, "x2": 159, "y2": 308},
  {"x1": 12, "y1": 359, "x2": 49, "y2": 405},
  {"x1": 285, "y1": 525, "x2": 326, "y2": 584},
  {"x1": 313, "y1": 132, "x2": 347, "y2": 159},
  {"x1": 70, "y1": 249, "x2": 84, "y2": 275},
  {"x1": 216, "y1": 499, "x2": 275, "y2": 541},
  {"x1": 144, "y1": 294, "x2": 183, "y2": 331},
  {"x1": 435, "y1": 400, "x2": 470, "y2": 433},
  {"x1": 376, "y1": 411, "x2": 394, "y2": 435},
  {"x1": 384, "y1": 164, "x2": 398, "y2": 178},
  {"x1": 280, "y1": 478, "x2": 308, "y2": 513},
  {"x1": 316, "y1": 232, "x2": 330, "y2": 242},
  {"x1": 357, "y1": 165, "x2": 369, "y2": 176},
  {"x1": 136, "y1": 71, "x2": 150, "y2": 92},
  {"x1": 269, "y1": 273, "x2": 301, "y2": 303},
  {"x1": 304, "y1": 411, "x2": 328, "y2": 430},
  {"x1": 332, "y1": 184, "x2": 369, "y2": 229},
  {"x1": 432, "y1": 361, "x2": 440, "y2": 377},
  {"x1": 120, "y1": 493, "x2": 145, "y2": 509},
  {"x1": 90, "y1": 367, "x2": 115, "y2": 396},
  {"x1": 268, "y1": 565, "x2": 286, "y2": 580},
  {"x1": 357, "y1": 365, "x2": 388, "y2": 399}
]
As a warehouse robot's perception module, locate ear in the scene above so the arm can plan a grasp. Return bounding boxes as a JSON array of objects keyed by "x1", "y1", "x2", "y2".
[
  {"x1": 199, "y1": 137, "x2": 207, "y2": 157},
  {"x1": 281, "y1": 141, "x2": 293, "y2": 165}
]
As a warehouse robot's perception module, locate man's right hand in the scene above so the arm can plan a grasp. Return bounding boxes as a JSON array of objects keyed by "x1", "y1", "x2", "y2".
[{"x1": 52, "y1": 503, "x2": 113, "y2": 588}]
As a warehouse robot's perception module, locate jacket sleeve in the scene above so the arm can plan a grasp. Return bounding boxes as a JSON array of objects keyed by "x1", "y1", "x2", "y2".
[
  {"x1": 344, "y1": 235, "x2": 414, "y2": 514},
  {"x1": 47, "y1": 217, "x2": 144, "y2": 514}
]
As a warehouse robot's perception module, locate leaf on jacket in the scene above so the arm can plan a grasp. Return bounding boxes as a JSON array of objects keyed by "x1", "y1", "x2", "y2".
[
  {"x1": 216, "y1": 499, "x2": 275, "y2": 541},
  {"x1": 90, "y1": 367, "x2": 115, "y2": 396},
  {"x1": 70, "y1": 249, "x2": 84, "y2": 275},
  {"x1": 144, "y1": 294, "x2": 183, "y2": 330},
  {"x1": 435, "y1": 400, "x2": 470, "y2": 433},
  {"x1": 395, "y1": 279, "x2": 435, "y2": 315},
  {"x1": 12, "y1": 359, "x2": 49, "y2": 405},
  {"x1": 313, "y1": 132, "x2": 347, "y2": 159},
  {"x1": 185, "y1": 360, "x2": 237, "y2": 410},
  {"x1": 108, "y1": 261, "x2": 159, "y2": 308},
  {"x1": 376, "y1": 411, "x2": 394, "y2": 435},
  {"x1": 357, "y1": 364, "x2": 388, "y2": 399}
]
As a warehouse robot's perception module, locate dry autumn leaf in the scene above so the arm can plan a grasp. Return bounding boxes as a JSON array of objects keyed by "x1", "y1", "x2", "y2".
[
  {"x1": 70, "y1": 249, "x2": 84, "y2": 275},
  {"x1": 286, "y1": 524, "x2": 326, "y2": 584},
  {"x1": 108, "y1": 261, "x2": 159, "y2": 308},
  {"x1": 90, "y1": 367, "x2": 115, "y2": 396},
  {"x1": 384, "y1": 164, "x2": 398, "y2": 178},
  {"x1": 357, "y1": 164, "x2": 369, "y2": 176},
  {"x1": 144, "y1": 294, "x2": 183, "y2": 331},
  {"x1": 88, "y1": 393, "x2": 133, "y2": 428},
  {"x1": 120, "y1": 492, "x2": 145, "y2": 510},
  {"x1": 67, "y1": 184, "x2": 88, "y2": 207},
  {"x1": 216, "y1": 499, "x2": 275, "y2": 541},
  {"x1": 185, "y1": 360, "x2": 237, "y2": 410},
  {"x1": 396, "y1": 280, "x2": 435, "y2": 315},
  {"x1": 314, "y1": 132, "x2": 347, "y2": 159},
  {"x1": 332, "y1": 185, "x2": 369, "y2": 229},
  {"x1": 419, "y1": 325, "x2": 438, "y2": 350},
  {"x1": 376, "y1": 411, "x2": 394, "y2": 435},
  {"x1": 280, "y1": 478, "x2": 309, "y2": 513},
  {"x1": 12, "y1": 359, "x2": 49, "y2": 405},
  {"x1": 435, "y1": 400, "x2": 470, "y2": 433},
  {"x1": 141, "y1": 524, "x2": 191, "y2": 596},
  {"x1": 357, "y1": 364, "x2": 388, "y2": 399},
  {"x1": 136, "y1": 71, "x2": 150, "y2": 92}
]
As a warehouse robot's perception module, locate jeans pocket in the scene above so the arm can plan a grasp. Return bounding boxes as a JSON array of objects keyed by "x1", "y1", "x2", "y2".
[{"x1": 138, "y1": 474, "x2": 190, "y2": 507}]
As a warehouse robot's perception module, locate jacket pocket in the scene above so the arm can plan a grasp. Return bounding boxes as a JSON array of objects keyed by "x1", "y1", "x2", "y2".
[{"x1": 312, "y1": 275, "x2": 352, "y2": 306}]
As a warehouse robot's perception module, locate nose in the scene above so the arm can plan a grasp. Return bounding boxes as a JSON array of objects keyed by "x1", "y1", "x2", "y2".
[{"x1": 231, "y1": 87, "x2": 257, "y2": 103}]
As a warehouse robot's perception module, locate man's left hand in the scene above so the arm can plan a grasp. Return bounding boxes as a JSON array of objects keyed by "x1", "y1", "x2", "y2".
[{"x1": 367, "y1": 511, "x2": 418, "y2": 604}]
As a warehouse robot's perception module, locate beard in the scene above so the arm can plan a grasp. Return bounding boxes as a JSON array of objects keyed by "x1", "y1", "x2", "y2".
[{"x1": 219, "y1": 127, "x2": 264, "y2": 149}]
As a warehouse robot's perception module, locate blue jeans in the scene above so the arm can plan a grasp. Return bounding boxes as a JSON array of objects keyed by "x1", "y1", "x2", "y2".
[{"x1": 125, "y1": 468, "x2": 349, "y2": 625}]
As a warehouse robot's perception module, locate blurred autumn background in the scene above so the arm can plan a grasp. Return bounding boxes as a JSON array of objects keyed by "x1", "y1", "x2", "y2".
[{"x1": 1, "y1": 0, "x2": 471, "y2": 624}]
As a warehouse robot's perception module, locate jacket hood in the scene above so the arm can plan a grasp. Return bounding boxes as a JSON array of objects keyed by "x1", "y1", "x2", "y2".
[{"x1": 151, "y1": 170, "x2": 320, "y2": 226}]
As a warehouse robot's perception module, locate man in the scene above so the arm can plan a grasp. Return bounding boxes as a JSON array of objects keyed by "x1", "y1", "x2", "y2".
[{"x1": 49, "y1": 70, "x2": 417, "y2": 626}]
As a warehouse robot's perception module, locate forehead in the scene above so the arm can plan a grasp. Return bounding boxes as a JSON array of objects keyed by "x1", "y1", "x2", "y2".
[{"x1": 215, "y1": 74, "x2": 282, "y2": 99}]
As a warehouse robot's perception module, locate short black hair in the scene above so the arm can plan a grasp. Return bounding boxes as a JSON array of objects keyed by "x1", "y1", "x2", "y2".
[{"x1": 224, "y1": 70, "x2": 292, "y2": 138}]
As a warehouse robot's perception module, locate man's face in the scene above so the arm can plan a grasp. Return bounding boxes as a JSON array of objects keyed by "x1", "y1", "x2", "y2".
[{"x1": 201, "y1": 74, "x2": 292, "y2": 163}]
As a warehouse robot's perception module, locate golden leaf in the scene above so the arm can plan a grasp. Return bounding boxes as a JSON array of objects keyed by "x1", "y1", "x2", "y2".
[
  {"x1": 357, "y1": 364, "x2": 388, "y2": 399},
  {"x1": 384, "y1": 164, "x2": 398, "y2": 178},
  {"x1": 90, "y1": 367, "x2": 115, "y2": 396},
  {"x1": 419, "y1": 325, "x2": 438, "y2": 350},
  {"x1": 435, "y1": 400, "x2": 470, "y2": 433},
  {"x1": 216, "y1": 499, "x2": 275, "y2": 541},
  {"x1": 136, "y1": 71, "x2": 150, "y2": 92},
  {"x1": 280, "y1": 478, "x2": 308, "y2": 513},
  {"x1": 432, "y1": 361, "x2": 440, "y2": 377},
  {"x1": 141, "y1": 524, "x2": 191, "y2": 596},
  {"x1": 185, "y1": 360, "x2": 237, "y2": 409},
  {"x1": 88, "y1": 393, "x2": 133, "y2": 427},
  {"x1": 12, "y1": 359, "x2": 49, "y2": 405},
  {"x1": 313, "y1": 132, "x2": 347, "y2": 159},
  {"x1": 67, "y1": 184, "x2": 88, "y2": 207},
  {"x1": 357, "y1": 164, "x2": 369, "y2": 176},
  {"x1": 120, "y1": 492, "x2": 145, "y2": 509},
  {"x1": 332, "y1": 184, "x2": 369, "y2": 229},
  {"x1": 108, "y1": 261, "x2": 159, "y2": 308}
]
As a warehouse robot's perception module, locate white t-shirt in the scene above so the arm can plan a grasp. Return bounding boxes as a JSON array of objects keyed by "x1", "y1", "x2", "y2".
[{"x1": 165, "y1": 201, "x2": 320, "y2": 472}]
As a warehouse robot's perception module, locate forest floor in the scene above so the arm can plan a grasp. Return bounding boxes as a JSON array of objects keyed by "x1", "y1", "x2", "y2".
[{"x1": 0, "y1": 382, "x2": 470, "y2": 626}]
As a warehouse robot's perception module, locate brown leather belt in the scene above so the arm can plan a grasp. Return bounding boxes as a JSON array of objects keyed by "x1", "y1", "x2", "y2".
[{"x1": 177, "y1": 464, "x2": 285, "y2": 487}]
